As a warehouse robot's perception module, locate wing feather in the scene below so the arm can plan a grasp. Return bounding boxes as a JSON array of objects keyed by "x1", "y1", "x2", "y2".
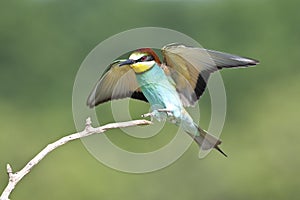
[
  {"x1": 86, "y1": 60, "x2": 147, "y2": 108},
  {"x1": 161, "y1": 43, "x2": 258, "y2": 106}
]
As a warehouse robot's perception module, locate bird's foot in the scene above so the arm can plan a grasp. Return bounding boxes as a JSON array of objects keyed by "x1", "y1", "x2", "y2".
[
  {"x1": 141, "y1": 112, "x2": 154, "y2": 121},
  {"x1": 141, "y1": 109, "x2": 173, "y2": 122}
]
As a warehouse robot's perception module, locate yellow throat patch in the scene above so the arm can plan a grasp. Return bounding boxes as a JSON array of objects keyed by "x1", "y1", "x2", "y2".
[{"x1": 131, "y1": 62, "x2": 153, "y2": 73}]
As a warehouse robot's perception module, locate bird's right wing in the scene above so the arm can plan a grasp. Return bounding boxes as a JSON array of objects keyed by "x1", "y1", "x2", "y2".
[{"x1": 86, "y1": 60, "x2": 148, "y2": 108}]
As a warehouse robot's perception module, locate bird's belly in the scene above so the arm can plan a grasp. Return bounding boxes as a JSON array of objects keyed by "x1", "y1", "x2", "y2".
[
  {"x1": 140, "y1": 83, "x2": 183, "y2": 121},
  {"x1": 141, "y1": 85, "x2": 164, "y2": 106},
  {"x1": 136, "y1": 65, "x2": 183, "y2": 121}
]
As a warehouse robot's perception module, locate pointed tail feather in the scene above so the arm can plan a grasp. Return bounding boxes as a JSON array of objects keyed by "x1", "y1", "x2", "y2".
[{"x1": 188, "y1": 126, "x2": 227, "y2": 157}]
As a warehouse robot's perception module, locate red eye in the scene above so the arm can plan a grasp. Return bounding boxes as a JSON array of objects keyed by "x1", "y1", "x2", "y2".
[{"x1": 141, "y1": 56, "x2": 148, "y2": 61}]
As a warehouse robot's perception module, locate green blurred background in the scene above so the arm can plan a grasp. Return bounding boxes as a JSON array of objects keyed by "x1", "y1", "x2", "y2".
[{"x1": 1, "y1": 0, "x2": 299, "y2": 199}]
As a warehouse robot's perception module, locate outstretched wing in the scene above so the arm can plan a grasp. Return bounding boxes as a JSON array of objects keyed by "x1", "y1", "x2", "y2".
[
  {"x1": 87, "y1": 60, "x2": 147, "y2": 108},
  {"x1": 161, "y1": 43, "x2": 258, "y2": 107}
]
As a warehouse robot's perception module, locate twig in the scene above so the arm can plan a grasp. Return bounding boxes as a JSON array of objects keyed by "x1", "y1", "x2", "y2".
[{"x1": 0, "y1": 117, "x2": 152, "y2": 200}]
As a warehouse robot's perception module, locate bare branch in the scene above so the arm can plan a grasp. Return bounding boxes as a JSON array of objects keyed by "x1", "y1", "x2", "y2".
[{"x1": 0, "y1": 118, "x2": 152, "y2": 200}]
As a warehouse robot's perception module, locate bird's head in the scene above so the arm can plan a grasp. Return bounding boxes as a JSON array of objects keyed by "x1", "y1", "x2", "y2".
[{"x1": 119, "y1": 48, "x2": 161, "y2": 73}]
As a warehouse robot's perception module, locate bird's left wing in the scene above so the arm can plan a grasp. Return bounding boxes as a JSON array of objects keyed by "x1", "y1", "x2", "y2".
[
  {"x1": 161, "y1": 43, "x2": 258, "y2": 107},
  {"x1": 87, "y1": 60, "x2": 147, "y2": 108}
]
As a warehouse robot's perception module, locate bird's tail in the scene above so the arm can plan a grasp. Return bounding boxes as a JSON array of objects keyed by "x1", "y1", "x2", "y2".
[{"x1": 187, "y1": 125, "x2": 227, "y2": 157}]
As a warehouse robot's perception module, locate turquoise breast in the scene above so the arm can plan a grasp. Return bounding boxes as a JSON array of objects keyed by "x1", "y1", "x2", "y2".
[{"x1": 136, "y1": 64, "x2": 183, "y2": 112}]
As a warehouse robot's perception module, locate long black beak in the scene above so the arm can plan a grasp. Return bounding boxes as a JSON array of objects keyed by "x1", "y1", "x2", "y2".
[{"x1": 119, "y1": 59, "x2": 135, "y2": 67}]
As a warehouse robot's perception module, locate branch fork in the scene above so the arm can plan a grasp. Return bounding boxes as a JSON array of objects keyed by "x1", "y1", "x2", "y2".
[{"x1": 0, "y1": 117, "x2": 152, "y2": 200}]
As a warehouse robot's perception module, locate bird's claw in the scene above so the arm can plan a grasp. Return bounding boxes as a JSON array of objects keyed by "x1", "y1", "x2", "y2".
[
  {"x1": 157, "y1": 109, "x2": 174, "y2": 117},
  {"x1": 141, "y1": 112, "x2": 152, "y2": 118},
  {"x1": 141, "y1": 110, "x2": 160, "y2": 121},
  {"x1": 141, "y1": 112, "x2": 154, "y2": 121},
  {"x1": 141, "y1": 109, "x2": 174, "y2": 122}
]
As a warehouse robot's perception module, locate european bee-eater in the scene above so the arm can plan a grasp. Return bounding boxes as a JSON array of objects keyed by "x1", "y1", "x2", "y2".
[{"x1": 87, "y1": 43, "x2": 259, "y2": 157}]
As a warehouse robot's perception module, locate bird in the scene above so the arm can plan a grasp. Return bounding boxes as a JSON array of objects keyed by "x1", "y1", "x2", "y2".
[{"x1": 86, "y1": 43, "x2": 259, "y2": 157}]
